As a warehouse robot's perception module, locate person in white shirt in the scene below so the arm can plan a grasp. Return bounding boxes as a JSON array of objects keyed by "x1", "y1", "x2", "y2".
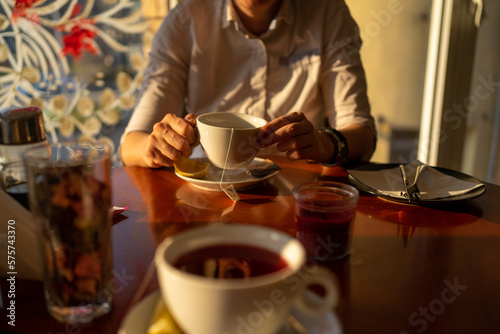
[{"x1": 120, "y1": 0, "x2": 376, "y2": 168}]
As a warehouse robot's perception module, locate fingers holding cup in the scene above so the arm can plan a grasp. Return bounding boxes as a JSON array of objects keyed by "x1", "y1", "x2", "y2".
[{"x1": 145, "y1": 114, "x2": 199, "y2": 167}]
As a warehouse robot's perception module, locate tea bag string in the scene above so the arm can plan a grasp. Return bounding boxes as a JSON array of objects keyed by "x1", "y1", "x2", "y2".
[
  {"x1": 219, "y1": 128, "x2": 240, "y2": 201},
  {"x1": 129, "y1": 258, "x2": 156, "y2": 309},
  {"x1": 219, "y1": 127, "x2": 234, "y2": 191}
]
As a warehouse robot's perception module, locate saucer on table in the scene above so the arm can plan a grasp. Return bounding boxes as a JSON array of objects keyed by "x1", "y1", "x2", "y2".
[
  {"x1": 175, "y1": 157, "x2": 280, "y2": 191},
  {"x1": 118, "y1": 290, "x2": 342, "y2": 334}
]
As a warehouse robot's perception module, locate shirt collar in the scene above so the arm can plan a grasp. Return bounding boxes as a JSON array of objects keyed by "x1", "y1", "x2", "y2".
[
  {"x1": 222, "y1": 0, "x2": 238, "y2": 30},
  {"x1": 222, "y1": 0, "x2": 294, "y2": 31},
  {"x1": 276, "y1": 0, "x2": 294, "y2": 25}
]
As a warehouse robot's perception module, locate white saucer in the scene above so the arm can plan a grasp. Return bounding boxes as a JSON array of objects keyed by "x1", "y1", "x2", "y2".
[
  {"x1": 119, "y1": 290, "x2": 342, "y2": 334},
  {"x1": 175, "y1": 158, "x2": 280, "y2": 191}
]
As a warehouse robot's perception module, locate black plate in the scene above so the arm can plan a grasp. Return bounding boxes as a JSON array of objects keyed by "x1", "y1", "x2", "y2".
[{"x1": 347, "y1": 163, "x2": 486, "y2": 204}]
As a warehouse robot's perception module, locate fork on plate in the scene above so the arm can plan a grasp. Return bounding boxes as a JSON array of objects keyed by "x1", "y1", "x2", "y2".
[{"x1": 399, "y1": 164, "x2": 425, "y2": 202}]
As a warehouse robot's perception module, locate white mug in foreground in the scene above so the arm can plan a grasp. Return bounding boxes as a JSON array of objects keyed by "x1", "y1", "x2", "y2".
[
  {"x1": 196, "y1": 112, "x2": 267, "y2": 170},
  {"x1": 155, "y1": 224, "x2": 339, "y2": 334}
]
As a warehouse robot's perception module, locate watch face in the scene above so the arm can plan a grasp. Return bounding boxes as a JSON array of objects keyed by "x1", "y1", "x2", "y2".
[
  {"x1": 338, "y1": 143, "x2": 348, "y2": 163},
  {"x1": 331, "y1": 129, "x2": 348, "y2": 164}
]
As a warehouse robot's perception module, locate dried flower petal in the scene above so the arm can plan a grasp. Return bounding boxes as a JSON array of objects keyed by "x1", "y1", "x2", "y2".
[
  {"x1": 77, "y1": 96, "x2": 95, "y2": 117},
  {"x1": 74, "y1": 277, "x2": 97, "y2": 296},
  {"x1": 50, "y1": 181, "x2": 71, "y2": 208},
  {"x1": 74, "y1": 253, "x2": 101, "y2": 278}
]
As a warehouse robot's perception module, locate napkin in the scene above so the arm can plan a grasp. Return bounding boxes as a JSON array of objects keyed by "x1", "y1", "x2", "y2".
[
  {"x1": 0, "y1": 189, "x2": 43, "y2": 280},
  {"x1": 113, "y1": 206, "x2": 129, "y2": 216},
  {"x1": 348, "y1": 161, "x2": 485, "y2": 200}
]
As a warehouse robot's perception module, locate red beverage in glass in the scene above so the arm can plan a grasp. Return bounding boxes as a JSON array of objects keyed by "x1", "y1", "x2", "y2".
[{"x1": 293, "y1": 182, "x2": 358, "y2": 261}]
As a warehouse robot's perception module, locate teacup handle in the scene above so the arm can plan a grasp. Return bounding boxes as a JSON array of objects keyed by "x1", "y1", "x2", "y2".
[
  {"x1": 293, "y1": 266, "x2": 339, "y2": 315},
  {"x1": 191, "y1": 125, "x2": 200, "y2": 148},
  {"x1": 184, "y1": 114, "x2": 200, "y2": 148}
]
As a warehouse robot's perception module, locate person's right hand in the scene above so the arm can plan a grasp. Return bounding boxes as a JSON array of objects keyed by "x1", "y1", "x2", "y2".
[{"x1": 143, "y1": 113, "x2": 197, "y2": 168}]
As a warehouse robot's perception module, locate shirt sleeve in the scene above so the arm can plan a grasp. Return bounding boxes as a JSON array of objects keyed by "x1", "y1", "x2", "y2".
[
  {"x1": 319, "y1": 1, "x2": 377, "y2": 138},
  {"x1": 121, "y1": 5, "x2": 191, "y2": 143}
]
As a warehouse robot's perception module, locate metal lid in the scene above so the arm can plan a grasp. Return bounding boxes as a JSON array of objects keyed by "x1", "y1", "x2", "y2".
[{"x1": 0, "y1": 106, "x2": 47, "y2": 145}]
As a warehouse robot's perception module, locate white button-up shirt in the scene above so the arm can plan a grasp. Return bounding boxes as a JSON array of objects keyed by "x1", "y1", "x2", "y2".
[{"x1": 123, "y1": 0, "x2": 376, "y2": 141}]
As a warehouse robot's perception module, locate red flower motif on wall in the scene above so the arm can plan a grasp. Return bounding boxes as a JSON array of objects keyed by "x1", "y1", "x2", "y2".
[
  {"x1": 62, "y1": 25, "x2": 98, "y2": 60},
  {"x1": 59, "y1": 4, "x2": 98, "y2": 60},
  {"x1": 12, "y1": 0, "x2": 41, "y2": 23}
]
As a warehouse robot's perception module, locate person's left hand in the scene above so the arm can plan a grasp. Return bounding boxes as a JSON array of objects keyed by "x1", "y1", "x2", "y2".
[{"x1": 257, "y1": 112, "x2": 334, "y2": 163}]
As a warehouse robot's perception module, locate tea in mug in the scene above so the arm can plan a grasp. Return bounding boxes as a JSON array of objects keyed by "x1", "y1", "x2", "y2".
[{"x1": 173, "y1": 244, "x2": 288, "y2": 279}]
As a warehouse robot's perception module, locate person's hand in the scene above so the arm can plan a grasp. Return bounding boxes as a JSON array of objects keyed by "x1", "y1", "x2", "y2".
[
  {"x1": 257, "y1": 112, "x2": 335, "y2": 163},
  {"x1": 143, "y1": 113, "x2": 198, "y2": 168}
]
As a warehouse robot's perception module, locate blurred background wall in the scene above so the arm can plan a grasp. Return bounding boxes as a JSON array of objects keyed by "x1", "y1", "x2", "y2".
[{"x1": 346, "y1": 0, "x2": 499, "y2": 184}]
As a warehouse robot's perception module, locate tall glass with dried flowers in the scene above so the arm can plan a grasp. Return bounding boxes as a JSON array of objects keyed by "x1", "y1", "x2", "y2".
[{"x1": 24, "y1": 142, "x2": 113, "y2": 324}]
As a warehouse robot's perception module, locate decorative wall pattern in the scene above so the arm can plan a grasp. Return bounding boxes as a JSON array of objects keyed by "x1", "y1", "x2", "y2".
[{"x1": 0, "y1": 0, "x2": 149, "y2": 154}]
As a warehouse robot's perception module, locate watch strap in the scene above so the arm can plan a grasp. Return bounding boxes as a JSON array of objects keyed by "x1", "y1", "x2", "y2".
[{"x1": 319, "y1": 127, "x2": 348, "y2": 166}]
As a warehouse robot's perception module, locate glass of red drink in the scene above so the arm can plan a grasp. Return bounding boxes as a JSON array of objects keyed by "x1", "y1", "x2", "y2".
[{"x1": 293, "y1": 181, "x2": 359, "y2": 261}]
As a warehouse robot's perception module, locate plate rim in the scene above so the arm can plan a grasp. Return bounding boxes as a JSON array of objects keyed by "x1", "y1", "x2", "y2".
[
  {"x1": 118, "y1": 290, "x2": 159, "y2": 334},
  {"x1": 347, "y1": 163, "x2": 486, "y2": 204}
]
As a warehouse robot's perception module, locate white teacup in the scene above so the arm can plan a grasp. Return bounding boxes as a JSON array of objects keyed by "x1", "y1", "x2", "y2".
[
  {"x1": 155, "y1": 224, "x2": 339, "y2": 334},
  {"x1": 196, "y1": 112, "x2": 267, "y2": 170}
]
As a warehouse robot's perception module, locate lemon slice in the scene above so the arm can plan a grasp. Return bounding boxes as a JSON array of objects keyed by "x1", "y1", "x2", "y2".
[
  {"x1": 147, "y1": 298, "x2": 183, "y2": 334},
  {"x1": 174, "y1": 157, "x2": 210, "y2": 179}
]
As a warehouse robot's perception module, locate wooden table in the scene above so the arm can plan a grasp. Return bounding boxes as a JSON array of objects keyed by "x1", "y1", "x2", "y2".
[{"x1": 3, "y1": 156, "x2": 500, "y2": 334}]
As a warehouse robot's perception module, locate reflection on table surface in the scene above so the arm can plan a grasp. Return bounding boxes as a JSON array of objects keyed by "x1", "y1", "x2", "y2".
[{"x1": 3, "y1": 156, "x2": 500, "y2": 334}]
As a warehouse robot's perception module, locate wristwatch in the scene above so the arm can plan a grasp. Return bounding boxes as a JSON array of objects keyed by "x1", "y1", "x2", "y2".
[{"x1": 319, "y1": 127, "x2": 348, "y2": 166}]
